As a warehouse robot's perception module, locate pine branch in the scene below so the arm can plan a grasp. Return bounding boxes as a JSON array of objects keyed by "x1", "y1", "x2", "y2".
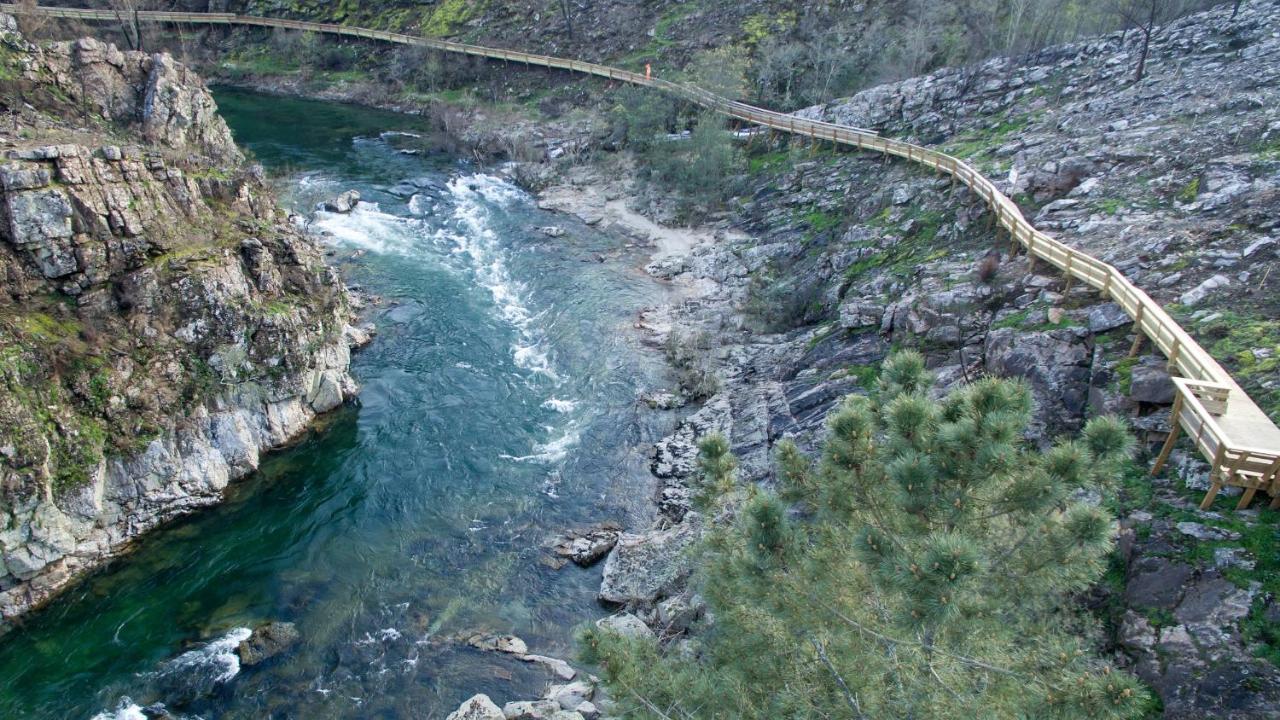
[
  {"x1": 809, "y1": 594, "x2": 1026, "y2": 679},
  {"x1": 809, "y1": 634, "x2": 868, "y2": 720}
]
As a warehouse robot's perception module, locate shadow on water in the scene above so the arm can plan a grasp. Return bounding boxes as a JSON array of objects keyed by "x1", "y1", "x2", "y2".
[{"x1": 0, "y1": 88, "x2": 676, "y2": 719}]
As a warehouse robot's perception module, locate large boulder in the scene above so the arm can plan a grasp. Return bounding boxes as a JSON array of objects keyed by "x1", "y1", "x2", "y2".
[
  {"x1": 984, "y1": 328, "x2": 1091, "y2": 438},
  {"x1": 321, "y1": 190, "x2": 361, "y2": 214},
  {"x1": 1130, "y1": 361, "x2": 1175, "y2": 405},
  {"x1": 141, "y1": 52, "x2": 242, "y2": 161},
  {"x1": 2, "y1": 187, "x2": 76, "y2": 278},
  {"x1": 503, "y1": 700, "x2": 561, "y2": 719},
  {"x1": 599, "y1": 520, "x2": 700, "y2": 605},
  {"x1": 550, "y1": 524, "x2": 620, "y2": 567},
  {"x1": 447, "y1": 694, "x2": 505, "y2": 720}
]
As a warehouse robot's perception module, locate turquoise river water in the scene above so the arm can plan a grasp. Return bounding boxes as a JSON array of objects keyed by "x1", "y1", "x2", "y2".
[{"x1": 0, "y1": 89, "x2": 676, "y2": 719}]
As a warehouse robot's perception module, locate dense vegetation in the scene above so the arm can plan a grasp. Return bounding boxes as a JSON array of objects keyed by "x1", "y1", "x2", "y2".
[
  {"x1": 584, "y1": 352, "x2": 1151, "y2": 719},
  {"x1": 729, "y1": 0, "x2": 1228, "y2": 108}
]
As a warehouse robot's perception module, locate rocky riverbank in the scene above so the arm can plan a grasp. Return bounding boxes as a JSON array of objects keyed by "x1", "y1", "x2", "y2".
[
  {"x1": 0, "y1": 16, "x2": 365, "y2": 628},
  {"x1": 493, "y1": 3, "x2": 1280, "y2": 718}
]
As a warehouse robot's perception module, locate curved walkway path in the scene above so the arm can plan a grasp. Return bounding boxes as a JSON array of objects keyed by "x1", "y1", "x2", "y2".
[{"x1": 7, "y1": 4, "x2": 1278, "y2": 510}]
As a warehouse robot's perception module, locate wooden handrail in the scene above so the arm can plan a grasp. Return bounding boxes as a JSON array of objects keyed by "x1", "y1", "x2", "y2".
[{"x1": 7, "y1": 3, "x2": 1278, "y2": 509}]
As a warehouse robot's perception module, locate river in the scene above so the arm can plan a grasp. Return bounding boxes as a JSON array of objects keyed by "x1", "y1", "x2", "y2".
[{"x1": 0, "y1": 89, "x2": 676, "y2": 719}]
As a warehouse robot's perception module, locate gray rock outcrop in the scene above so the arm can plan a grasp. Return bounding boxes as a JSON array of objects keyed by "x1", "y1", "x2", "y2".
[{"x1": 0, "y1": 16, "x2": 361, "y2": 627}]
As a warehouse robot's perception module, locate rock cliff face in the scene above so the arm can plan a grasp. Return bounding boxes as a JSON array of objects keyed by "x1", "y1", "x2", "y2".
[{"x1": 0, "y1": 15, "x2": 361, "y2": 628}]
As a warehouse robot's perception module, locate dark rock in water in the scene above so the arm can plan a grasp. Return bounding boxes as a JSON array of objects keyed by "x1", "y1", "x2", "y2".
[
  {"x1": 320, "y1": 189, "x2": 361, "y2": 213},
  {"x1": 465, "y1": 632, "x2": 528, "y2": 655},
  {"x1": 237, "y1": 621, "x2": 301, "y2": 666},
  {"x1": 408, "y1": 176, "x2": 443, "y2": 191},
  {"x1": 549, "y1": 523, "x2": 621, "y2": 567},
  {"x1": 386, "y1": 183, "x2": 418, "y2": 198}
]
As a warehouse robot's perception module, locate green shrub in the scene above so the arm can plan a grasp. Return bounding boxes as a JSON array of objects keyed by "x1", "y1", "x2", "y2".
[
  {"x1": 584, "y1": 352, "x2": 1151, "y2": 719},
  {"x1": 664, "y1": 331, "x2": 720, "y2": 401}
]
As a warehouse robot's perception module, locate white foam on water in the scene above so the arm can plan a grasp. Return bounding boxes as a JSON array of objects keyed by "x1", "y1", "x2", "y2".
[
  {"x1": 312, "y1": 202, "x2": 425, "y2": 256},
  {"x1": 542, "y1": 398, "x2": 578, "y2": 413},
  {"x1": 437, "y1": 175, "x2": 559, "y2": 381},
  {"x1": 91, "y1": 700, "x2": 148, "y2": 720},
  {"x1": 407, "y1": 193, "x2": 434, "y2": 216},
  {"x1": 91, "y1": 627, "x2": 248, "y2": 720},
  {"x1": 502, "y1": 423, "x2": 581, "y2": 464},
  {"x1": 152, "y1": 627, "x2": 252, "y2": 685},
  {"x1": 380, "y1": 130, "x2": 422, "y2": 139}
]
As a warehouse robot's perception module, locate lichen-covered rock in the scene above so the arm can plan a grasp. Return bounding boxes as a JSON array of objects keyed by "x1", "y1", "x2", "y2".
[{"x1": 599, "y1": 519, "x2": 700, "y2": 605}]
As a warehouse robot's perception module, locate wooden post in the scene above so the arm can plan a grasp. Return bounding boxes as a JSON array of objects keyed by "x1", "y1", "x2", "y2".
[
  {"x1": 1200, "y1": 445, "x2": 1228, "y2": 510},
  {"x1": 1063, "y1": 254, "x2": 1075, "y2": 293},
  {"x1": 1151, "y1": 393, "x2": 1184, "y2": 476},
  {"x1": 1237, "y1": 486, "x2": 1258, "y2": 511},
  {"x1": 1128, "y1": 305, "x2": 1146, "y2": 357},
  {"x1": 1263, "y1": 457, "x2": 1280, "y2": 509},
  {"x1": 1200, "y1": 481, "x2": 1223, "y2": 510}
]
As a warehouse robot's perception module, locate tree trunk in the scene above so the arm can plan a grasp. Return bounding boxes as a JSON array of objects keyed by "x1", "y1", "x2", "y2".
[
  {"x1": 132, "y1": 10, "x2": 143, "y2": 52},
  {"x1": 559, "y1": 0, "x2": 573, "y2": 39},
  {"x1": 1135, "y1": 29, "x2": 1150, "y2": 82}
]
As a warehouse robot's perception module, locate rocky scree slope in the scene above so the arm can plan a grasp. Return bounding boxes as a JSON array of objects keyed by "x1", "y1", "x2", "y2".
[
  {"x1": 0, "y1": 15, "x2": 362, "y2": 629},
  {"x1": 561, "y1": 4, "x2": 1280, "y2": 719}
]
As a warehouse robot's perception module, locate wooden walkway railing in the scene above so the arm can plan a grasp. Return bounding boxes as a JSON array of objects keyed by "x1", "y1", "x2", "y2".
[{"x1": 9, "y1": 4, "x2": 1280, "y2": 510}]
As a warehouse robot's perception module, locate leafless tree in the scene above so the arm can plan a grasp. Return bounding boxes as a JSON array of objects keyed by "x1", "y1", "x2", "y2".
[
  {"x1": 107, "y1": 0, "x2": 152, "y2": 51},
  {"x1": 14, "y1": 0, "x2": 53, "y2": 39},
  {"x1": 1112, "y1": 0, "x2": 1178, "y2": 82},
  {"x1": 1113, "y1": 0, "x2": 1218, "y2": 82},
  {"x1": 558, "y1": 0, "x2": 574, "y2": 39}
]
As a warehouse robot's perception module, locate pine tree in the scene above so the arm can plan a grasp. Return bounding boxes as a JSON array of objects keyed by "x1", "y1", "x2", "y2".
[{"x1": 583, "y1": 351, "x2": 1151, "y2": 719}]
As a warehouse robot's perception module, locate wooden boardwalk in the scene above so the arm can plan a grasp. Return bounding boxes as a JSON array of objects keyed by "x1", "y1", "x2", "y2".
[{"x1": 8, "y1": 4, "x2": 1279, "y2": 510}]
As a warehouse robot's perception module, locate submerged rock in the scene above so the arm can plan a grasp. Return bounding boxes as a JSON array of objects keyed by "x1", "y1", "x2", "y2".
[{"x1": 237, "y1": 621, "x2": 300, "y2": 666}]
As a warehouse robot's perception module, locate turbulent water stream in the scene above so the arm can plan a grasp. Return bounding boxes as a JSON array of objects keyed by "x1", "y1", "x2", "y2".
[{"x1": 0, "y1": 90, "x2": 676, "y2": 719}]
